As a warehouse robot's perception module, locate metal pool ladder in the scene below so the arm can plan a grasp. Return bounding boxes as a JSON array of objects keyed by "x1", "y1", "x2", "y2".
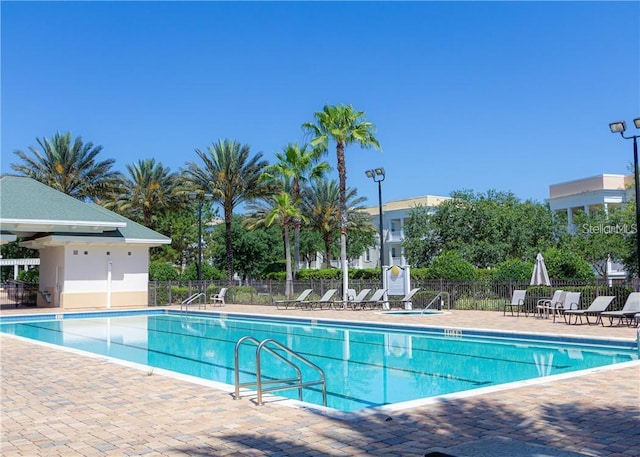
[
  {"x1": 234, "y1": 336, "x2": 327, "y2": 406},
  {"x1": 180, "y1": 292, "x2": 205, "y2": 311}
]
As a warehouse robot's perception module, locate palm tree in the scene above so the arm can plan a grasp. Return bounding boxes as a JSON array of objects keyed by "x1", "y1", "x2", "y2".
[
  {"x1": 302, "y1": 105, "x2": 381, "y2": 301},
  {"x1": 183, "y1": 139, "x2": 272, "y2": 281},
  {"x1": 11, "y1": 131, "x2": 124, "y2": 202},
  {"x1": 247, "y1": 191, "x2": 305, "y2": 297},
  {"x1": 301, "y1": 179, "x2": 368, "y2": 269},
  {"x1": 262, "y1": 142, "x2": 330, "y2": 274},
  {"x1": 104, "y1": 158, "x2": 183, "y2": 229}
]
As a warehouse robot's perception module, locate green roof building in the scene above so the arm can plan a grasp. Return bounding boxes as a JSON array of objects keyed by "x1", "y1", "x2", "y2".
[{"x1": 0, "y1": 176, "x2": 171, "y2": 309}]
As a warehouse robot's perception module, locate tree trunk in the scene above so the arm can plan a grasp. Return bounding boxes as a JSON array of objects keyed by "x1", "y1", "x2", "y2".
[
  {"x1": 284, "y1": 224, "x2": 293, "y2": 297},
  {"x1": 224, "y1": 206, "x2": 234, "y2": 283},
  {"x1": 294, "y1": 221, "x2": 301, "y2": 275},
  {"x1": 336, "y1": 141, "x2": 349, "y2": 304}
]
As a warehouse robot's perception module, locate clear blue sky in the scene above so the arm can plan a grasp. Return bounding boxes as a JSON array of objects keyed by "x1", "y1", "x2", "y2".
[{"x1": 2, "y1": 1, "x2": 639, "y2": 208}]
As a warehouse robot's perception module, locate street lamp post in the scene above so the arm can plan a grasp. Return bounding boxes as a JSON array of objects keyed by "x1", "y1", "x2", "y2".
[
  {"x1": 365, "y1": 167, "x2": 386, "y2": 288},
  {"x1": 189, "y1": 192, "x2": 214, "y2": 282},
  {"x1": 609, "y1": 118, "x2": 640, "y2": 278}
]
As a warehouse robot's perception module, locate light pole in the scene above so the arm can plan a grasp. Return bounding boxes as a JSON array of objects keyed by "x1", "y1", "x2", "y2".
[
  {"x1": 365, "y1": 167, "x2": 386, "y2": 288},
  {"x1": 609, "y1": 118, "x2": 640, "y2": 278},
  {"x1": 188, "y1": 192, "x2": 214, "y2": 282}
]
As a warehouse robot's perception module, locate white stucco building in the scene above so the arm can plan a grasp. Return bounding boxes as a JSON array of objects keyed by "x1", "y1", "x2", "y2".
[
  {"x1": 356, "y1": 195, "x2": 451, "y2": 269},
  {"x1": 0, "y1": 176, "x2": 171, "y2": 309},
  {"x1": 547, "y1": 173, "x2": 632, "y2": 281}
]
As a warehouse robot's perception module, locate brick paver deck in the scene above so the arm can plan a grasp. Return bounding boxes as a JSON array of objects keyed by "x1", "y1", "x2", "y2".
[{"x1": 1, "y1": 305, "x2": 639, "y2": 456}]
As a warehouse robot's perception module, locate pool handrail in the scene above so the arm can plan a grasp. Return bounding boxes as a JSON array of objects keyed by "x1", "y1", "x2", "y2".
[
  {"x1": 422, "y1": 291, "x2": 450, "y2": 314},
  {"x1": 180, "y1": 292, "x2": 206, "y2": 312},
  {"x1": 234, "y1": 336, "x2": 327, "y2": 407}
]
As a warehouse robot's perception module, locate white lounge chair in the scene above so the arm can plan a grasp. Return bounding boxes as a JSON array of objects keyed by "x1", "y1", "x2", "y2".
[
  {"x1": 601, "y1": 292, "x2": 640, "y2": 326},
  {"x1": 388, "y1": 288, "x2": 421, "y2": 309},
  {"x1": 504, "y1": 290, "x2": 527, "y2": 317},
  {"x1": 563, "y1": 295, "x2": 615, "y2": 325},
  {"x1": 555, "y1": 291, "x2": 580, "y2": 323},
  {"x1": 358, "y1": 289, "x2": 388, "y2": 310},
  {"x1": 305, "y1": 289, "x2": 338, "y2": 310},
  {"x1": 536, "y1": 290, "x2": 564, "y2": 319},
  {"x1": 275, "y1": 288, "x2": 313, "y2": 310},
  {"x1": 345, "y1": 289, "x2": 372, "y2": 310}
]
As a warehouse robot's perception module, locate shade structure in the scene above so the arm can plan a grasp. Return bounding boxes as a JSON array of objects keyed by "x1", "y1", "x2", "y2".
[{"x1": 530, "y1": 253, "x2": 551, "y2": 286}]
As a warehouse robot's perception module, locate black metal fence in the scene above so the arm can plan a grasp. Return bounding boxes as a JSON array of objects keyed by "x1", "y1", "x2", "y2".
[
  {"x1": 1, "y1": 280, "x2": 38, "y2": 308},
  {"x1": 3, "y1": 278, "x2": 636, "y2": 311},
  {"x1": 147, "y1": 278, "x2": 640, "y2": 313}
]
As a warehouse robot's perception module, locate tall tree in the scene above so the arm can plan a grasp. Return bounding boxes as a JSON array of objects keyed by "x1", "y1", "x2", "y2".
[
  {"x1": 183, "y1": 139, "x2": 272, "y2": 281},
  {"x1": 247, "y1": 192, "x2": 305, "y2": 296},
  {"x1": 430, "y1": 189, "x2": 554, "y2": 268},
  {"x1": 402, "y1": 205, "x2": 441, "y2": 267},
  {"x1": 104, "y1": 158, "x2": 183, "y2": 229},
  {"x1": 261, "y1": 142, "x2": 330, "y2": 274},
  {"x1": 303, "y1": 104, "x2": 380, "y2": 301},
  {"x1": 11, "y1": 131, "x2": 124, "y2": 202},
  {"x1": 568, "y1": 208, "x2": 628, "y2": 282},
  {"x1": 209, "y1": 215, "x2": 283, "y2": 280},
  {"x1": 300, "y1": 179, "x2": 369, "y2": 269}
]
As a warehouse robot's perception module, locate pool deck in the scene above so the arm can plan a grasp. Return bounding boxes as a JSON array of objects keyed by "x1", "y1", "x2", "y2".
[{"x1": 1, "y1": 305, "x2": 639, "y2": 456}]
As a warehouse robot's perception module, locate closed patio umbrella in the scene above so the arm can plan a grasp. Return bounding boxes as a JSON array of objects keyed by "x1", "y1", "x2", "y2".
[{"x1": 530, "y1": 253, "x2": 551, "y2": 286}]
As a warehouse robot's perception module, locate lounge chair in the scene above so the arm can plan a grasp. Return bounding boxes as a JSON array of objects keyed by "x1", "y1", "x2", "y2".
[
  {"x1": 388, "y1": 288, "x2": 421, "y2": 310},
  {"x1": 536, "y1": 290, "x2": 564, "y2": 319},
  {"x1": 563, "y1": 295, "x2": 615, "y2": 325},
  {"x1": 274, "y1": 288, "x2": 313, "y2": 310},
  {"x1": 600, "y1": 292, "x2": 640, "y2": 326},
  {"x1": 358, "y1": 288, "x2": 387, "y2": 310},
  {"x1": 210, "y1": 287, "x2": 227, "y2": 307},
  {"x1": 305, "y1": 288, "x2": 338, "y2": 310},
  {"x1": 554, "y1": 291, "x2": 580, "y2": 323},
  {"x1": 344, "y1": 288, "x2": 372, "y2": 310},
  {"x1": 504, "y1": 289, "x2": 527, "y2": 317}
]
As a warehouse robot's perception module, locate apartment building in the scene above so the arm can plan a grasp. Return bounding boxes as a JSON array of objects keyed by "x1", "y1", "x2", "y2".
[
  {"x1": 355, "y1": 195, "x2": 451, "y2": 269},
  {"x1": 547, "y1": 174, "x2": 632, "y2": 281}
]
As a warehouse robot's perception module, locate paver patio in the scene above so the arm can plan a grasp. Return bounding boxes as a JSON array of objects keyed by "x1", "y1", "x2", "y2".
[{"x1": 1, "y1": 305, "x2": 639, "y2": 456}]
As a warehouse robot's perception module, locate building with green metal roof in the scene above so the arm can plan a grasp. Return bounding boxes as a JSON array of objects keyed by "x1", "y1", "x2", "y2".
[{"x1": 0, "y1": 176, "x2": 171, "y2": 309}]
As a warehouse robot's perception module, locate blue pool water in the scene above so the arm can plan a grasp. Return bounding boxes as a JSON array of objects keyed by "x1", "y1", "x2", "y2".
[{"x1": 1, "y1": 310, "x2": 637, "y2": 412}]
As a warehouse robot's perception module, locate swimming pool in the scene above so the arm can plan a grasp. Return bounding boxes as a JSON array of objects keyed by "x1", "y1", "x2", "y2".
[{"x1": 1, "y1": 309, "x2": 637, "y2": 412}]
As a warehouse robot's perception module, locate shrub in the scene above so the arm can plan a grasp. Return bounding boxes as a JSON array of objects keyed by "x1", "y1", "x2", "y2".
[
  {"x1": 169, "y1": 286, "x2": 190, "y2": 304},
  {"x1": 475, "y1": 268, "x2": 497, "y2": 280},
  {"x1": 297, "y1": 269, "x2": 341, "y2": 280},
  {"x1": 17, "y1": 268, "x2": 39, "y2": 284},
  {"x1": 351, "y1": 269, "x2": 380, "y2": 279},
  {"x1": 180, "y1": 263, "x2": 225, "y2": 281},
  {"x1": 426, "y1": 251, "x2": 476, "y2": 280},
  {"x1": 410, "y1": 268, "x2": 429, "y2": 282},
  {"x1": 149, "y1": 261, "x2": 179, "y2": 281},
  {"x1": 265, "y1": 271, "x2": 286, "y2": 280},
  {"x1": 543, "y1": 248, "x2": 595, "y2": 280},
  {"x1": 493, "y1": 259, "x2": 534, "y2": 281}
]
